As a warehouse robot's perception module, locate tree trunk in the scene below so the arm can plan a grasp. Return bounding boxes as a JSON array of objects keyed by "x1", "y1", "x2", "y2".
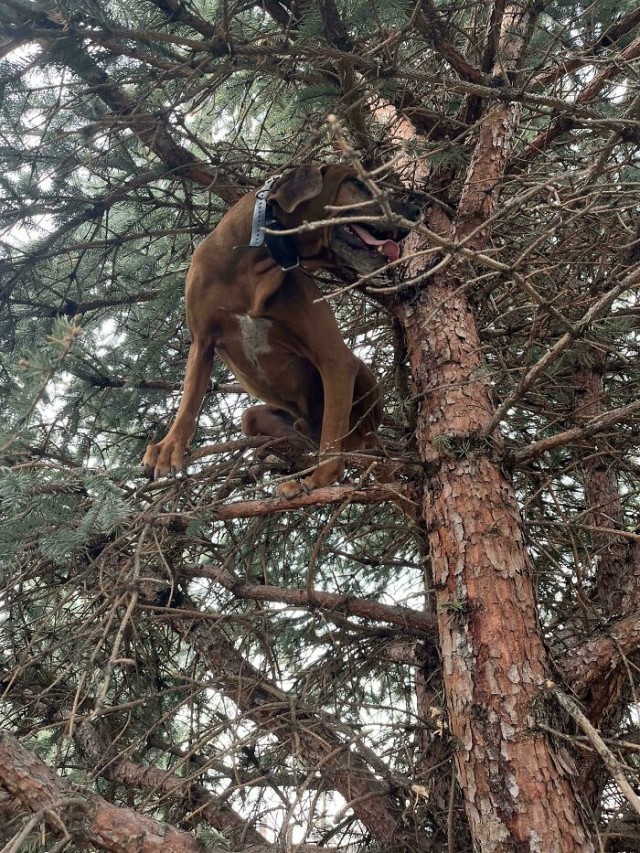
[
  {"x1": 572, "y1": 349, "x2": 640, "y2": 806},
  {"x1": 390, "y1": 6, "x2": 597, "y2": 845},
  {"x1": 396, "y1": 281, "x2": 594, "y2": 849}
]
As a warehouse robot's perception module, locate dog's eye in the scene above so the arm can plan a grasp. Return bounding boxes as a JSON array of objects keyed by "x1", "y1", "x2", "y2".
[{"x1": 348, "y1": 178, "x2": 373, "y2": 197}]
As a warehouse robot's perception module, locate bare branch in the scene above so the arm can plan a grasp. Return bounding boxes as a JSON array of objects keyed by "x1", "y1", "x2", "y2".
[
  {"x1": 547, "y1": 682, "x2": 640, "y2": 818},
  {"x1": 513, "y1": 396, "x2": 640, "y2": 464},
  {"x1": 181, "y1": 563, "x2": 436, "y2": 635}
]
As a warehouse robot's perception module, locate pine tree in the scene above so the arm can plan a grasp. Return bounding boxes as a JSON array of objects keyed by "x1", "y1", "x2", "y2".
[{"x1": 1, "y1": 1, "x2": 640, "y2": 850}]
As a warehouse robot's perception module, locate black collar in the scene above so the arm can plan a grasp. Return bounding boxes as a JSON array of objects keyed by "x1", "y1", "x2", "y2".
[{"x1": 264, "y1": 204, "x2": 300, "y2": 271}]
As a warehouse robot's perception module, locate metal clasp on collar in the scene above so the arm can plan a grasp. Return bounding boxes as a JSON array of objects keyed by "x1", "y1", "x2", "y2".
[
  {"x1": 249, "y1": 174, "x2": 281, "y2": 248},
  {"x1": 235, "y1": 174, "x2": 300, "y2": 271}
]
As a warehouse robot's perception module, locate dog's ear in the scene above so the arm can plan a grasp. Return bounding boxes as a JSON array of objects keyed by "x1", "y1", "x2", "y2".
[{"x1": 269, "y1": 165, "x2": 324, "y2": 213}]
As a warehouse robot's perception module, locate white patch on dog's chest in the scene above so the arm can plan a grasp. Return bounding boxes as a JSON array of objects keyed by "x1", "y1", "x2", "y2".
[{"x1": 237, "y1": 314, "x2": 272, "y2": 378}]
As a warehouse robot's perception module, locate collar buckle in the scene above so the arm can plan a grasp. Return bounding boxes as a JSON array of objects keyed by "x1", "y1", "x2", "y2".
[{"x1": 246, "y1": 174, "x2": 300, "y2": 271}]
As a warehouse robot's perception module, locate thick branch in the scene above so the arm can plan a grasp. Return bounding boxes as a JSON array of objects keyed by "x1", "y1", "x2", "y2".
[
  {"x1": 154, "y1": 597, "x2": 424, "y2": 851},
  {"x1": 513, "y1": 395, "x2": 640, "y2": 464},
  {"x1": 559, "y1": 610, "x2": 640, "y2": 697},
  {"x1": 146, "y1": 0, "x2": 221, "y2": 39},
  {"x1": 416, "y1": 0, "x2": 488, "y2": 85},
  {"x1": 72, "y1": 719, "x2": 266, "y2": 848},
  {"x1": 144, "y1": 484, "x2": 415, "y2": 520},
  {"x1": 0, "y1": 732, "x2": 209, "y2": 853},
  {"x1": 481, "y1": 0, "x2": 505, "y2": 73},
  {"x1": 182, "y1": 563, "x2": 436, "y2": 635},
  {"x1": 318, "y1": 0, "x2": 353, "y2": 52}
]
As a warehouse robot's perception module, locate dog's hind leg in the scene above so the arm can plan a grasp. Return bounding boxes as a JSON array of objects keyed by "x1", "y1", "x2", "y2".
[
  {"x1": 241, "y1": 405, "x2": 317, "y2": 470},
  {"x1": 241, "y1": 406, "x2": 298, "y2": 440}
]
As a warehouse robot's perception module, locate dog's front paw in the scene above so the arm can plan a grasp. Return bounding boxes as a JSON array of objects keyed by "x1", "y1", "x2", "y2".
[
  {"x1": 276, "y1": 474, "x2": 326, "y2": 499},
  {"x1": 275, "y1": 478, "x2": 310, "y2": 499},
  {"x1": 276, "y1": 479, "x2": 305, "y2": 499},
  {"x1": 141, "y1": 439, "x2": 186, "y2": 480}
]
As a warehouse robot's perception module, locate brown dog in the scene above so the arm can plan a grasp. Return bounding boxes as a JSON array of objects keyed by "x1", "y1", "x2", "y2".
[{"x1": 142, "y1": 164, "x2": 420, "y2": 498}]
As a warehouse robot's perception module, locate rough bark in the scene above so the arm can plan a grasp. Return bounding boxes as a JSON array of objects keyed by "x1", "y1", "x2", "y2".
[
  {"x1": 396, "y1": 281, "x2": 594, "y2": 850},
  {"x1": 389, "y1": 4, "x2": 596, "y2": 848},
  {"x1": 0, "y1": 732, "x2": 208, "y2": 853},
  {"x1": 561, "y1": 609, "x2": 640, "y2": 698},
  {"x1": 568, "y1": 351, "x2": 640, "y2": 806},
  {"x1": 575, "y1": 354, "x2": 640, "y2": 616}
]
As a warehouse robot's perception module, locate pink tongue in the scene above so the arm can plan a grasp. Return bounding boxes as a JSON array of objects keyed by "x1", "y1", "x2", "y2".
[{"x1": 351, "y1": 224, "x2": 400, "y2": 262}]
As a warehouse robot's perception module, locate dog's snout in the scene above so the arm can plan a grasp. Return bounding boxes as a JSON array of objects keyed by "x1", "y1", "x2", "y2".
[
  {"x1": 403, "y1": 201, "x2": 422, "y2": 223},
  {"x1": 391, "y1": 198, "x2": 422, "y2": 224}
]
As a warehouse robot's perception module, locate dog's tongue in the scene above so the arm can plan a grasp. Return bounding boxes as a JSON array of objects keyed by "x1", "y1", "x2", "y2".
[{"x1": 351, "y1": 224, "x2": 400, "y2": 262}]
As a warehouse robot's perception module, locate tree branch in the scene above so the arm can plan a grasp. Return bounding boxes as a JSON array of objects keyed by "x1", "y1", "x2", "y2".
[
  {"x1": 0, "y1": 731, "x2": 211, "y2": 853},
  {"x1": 153, "y1": 597, "x2": 422, "y2": 851},
  {"x1": 1, "y1": 1, "x2": 243, "y2": 203},
  {"x1": 141, "y1": 483, "x2": 416, "y2": 523},
  {"x1": 483, "y1": 264, "x2": 640, "y2": 435},
  {"x1": 533, "y1": 6, "x2": 640, "y2": 89},
  {"x1": 415, "y1": 0, "x2": 488, "y2": 85},
  {"x1": 520, "y1": 34, "x2": 640, "y2": 165},
  {"x1": 547, "y1": 682, "x2": 640, "y2": 817},
  {"x1": 559, "y1": 609, "x2": 640, "y2": 697},
  {"x1": 72, "y1": 719, "x2": 266, "y2": 848},
  {"x1": 513, "y1": 395, "x2": 640, "y2": 464},
  {"x1": 181, "y1": 563, "x2": 436, "y2": 635}
]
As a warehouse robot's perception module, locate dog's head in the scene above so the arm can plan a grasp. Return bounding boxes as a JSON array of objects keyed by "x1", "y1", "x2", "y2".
[{"x1": 267, "y1": 164, "x2": 421, "y2": 274}]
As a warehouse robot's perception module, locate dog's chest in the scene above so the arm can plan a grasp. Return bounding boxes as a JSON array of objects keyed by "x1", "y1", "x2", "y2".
[
  {"x1": 216, "y1": 313, "x2": 275, "y2": 392},
  {"x1": 216, "y1": 313, "x2": 315, "y2": 410},
  {"x1": 237, "y1": 314, "x2": 272, "y2": 368}
]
